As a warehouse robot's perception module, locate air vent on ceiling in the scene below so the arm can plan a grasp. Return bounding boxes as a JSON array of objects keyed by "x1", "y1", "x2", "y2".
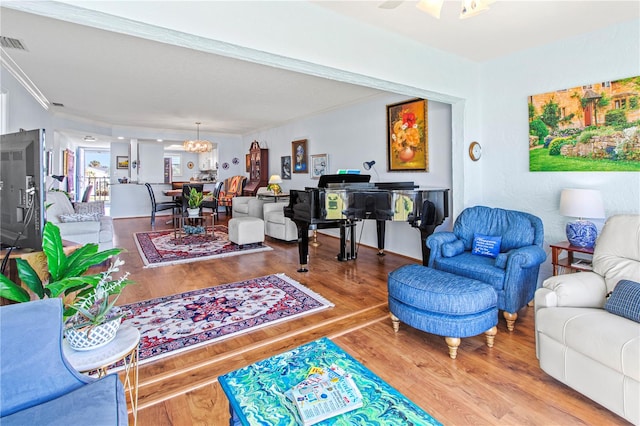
[
  {"x1": 0, "y1": 37, "x2": 28, "y2": 51},
  {"x1": 52, "y1": 102, "x2": 64, "y2": 107}
]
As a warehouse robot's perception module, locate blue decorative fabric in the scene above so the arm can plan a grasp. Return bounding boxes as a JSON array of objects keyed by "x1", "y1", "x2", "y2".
[
  {"x1": 604, "y1": 280, "x2": 640, "y2": 323},
  {"x1": 388, "y1": 265, "x2": 497, "y2": 338},
  {"x1": 472, "y1": 234, "x2": 501, "y2": 258},
  {"x1": 442, "y1": 239, "x2": 465, "y2": 257},
  {"x1": 426, "y1": 206, "x2": 546, "y2": 318},
  {"x1": 0, "y1": 299, "x2": 127, "y2": 424}
]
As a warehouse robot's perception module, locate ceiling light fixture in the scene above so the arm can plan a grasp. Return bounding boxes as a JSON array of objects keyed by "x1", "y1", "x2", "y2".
[
  {"x1": 415, "y1": 0, "x2": 491, "y2": 19},
  {"x1": 183, "y1": 122, "x2": 212, "y2": 153}
]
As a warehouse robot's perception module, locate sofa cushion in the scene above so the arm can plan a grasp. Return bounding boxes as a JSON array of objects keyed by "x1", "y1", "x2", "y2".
[
  {"x1": 59, "y1": 213, "x2": 101, "y2": 223},
  {"x1": 454, "y1": 206, "x2": 536, "y2": 252},
  {"x1": 73, "y1": 201, "x2": 105, "y2": 216},
  {"x1": 605, "y1": 280, "x2": 640, "y2": 323},
  {"x1": 536, "y1": 307, "x2": 640, "y2": 381},
  {"x1": 471, "y1": 234, "x2": 501, "y2": 258}
]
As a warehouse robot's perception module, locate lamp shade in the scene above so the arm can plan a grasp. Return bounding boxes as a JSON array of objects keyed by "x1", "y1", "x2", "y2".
[
  {"x1": 559, "y1": 189, "x2": 605, "y2": 248},
  {"x1": 268, "y1": 175, "x2": 282, "y2": 184},
  {"x1": 559, "y1": 189, "x2": 605, "y2": 219}
]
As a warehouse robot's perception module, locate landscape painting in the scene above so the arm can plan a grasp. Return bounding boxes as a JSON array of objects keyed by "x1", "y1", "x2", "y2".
[{"x1": 529, "y1": 76, "x2": 640, "y2": 171}]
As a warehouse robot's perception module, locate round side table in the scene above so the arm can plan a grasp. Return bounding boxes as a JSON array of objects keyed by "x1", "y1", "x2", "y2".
[{"x1": 63, "y1": 325, "x2": 140, "y2": 425}]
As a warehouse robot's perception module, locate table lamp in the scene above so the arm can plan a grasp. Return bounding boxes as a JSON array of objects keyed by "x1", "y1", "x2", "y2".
[
  {"x1": 559, "y1": 188, "x2": 605, "y2": 248},
  {"x1": 268, "y1": 174, "x2": 282, "y2": 195}
]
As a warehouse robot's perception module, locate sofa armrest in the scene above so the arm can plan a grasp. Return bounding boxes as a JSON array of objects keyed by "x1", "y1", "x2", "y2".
[
  {"x1": 426, "y1": 232, "x2": 458, "y2": 266},
  {"x1": 535, "y1": 272, "x2": 607, "y2": 310},
  {"x1": 263, "y1": 202, "x2": 287, "y2": 214},
  {"x1": 505, "y1": 245, "x2": 547, "y2": 269}
]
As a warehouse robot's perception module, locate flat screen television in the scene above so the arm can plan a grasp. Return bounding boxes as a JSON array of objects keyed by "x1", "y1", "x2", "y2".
[{"x1": 0, "y1": 129, "x2": 45, "y2": 251}]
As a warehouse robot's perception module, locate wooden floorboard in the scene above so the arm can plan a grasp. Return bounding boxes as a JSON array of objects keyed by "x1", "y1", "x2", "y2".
[{"x1": 109, "y1": 215, "x2": 629, "y2": 425}]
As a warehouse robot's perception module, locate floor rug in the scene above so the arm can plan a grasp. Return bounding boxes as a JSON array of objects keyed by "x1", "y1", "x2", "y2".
[
  {"x1": 134, "y1": 225, "x2": 272, "y2": 268},
  {"x1": 116, "y1": 274, "x2": 334, "y2": 368}
]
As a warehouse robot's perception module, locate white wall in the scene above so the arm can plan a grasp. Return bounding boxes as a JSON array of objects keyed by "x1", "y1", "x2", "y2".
[
  {"x1": 245, "y1": 93, "x2": 453, "y2": 259},
  {"x1": 479, "y1": 19, "x2": 640, "y2": 279}
]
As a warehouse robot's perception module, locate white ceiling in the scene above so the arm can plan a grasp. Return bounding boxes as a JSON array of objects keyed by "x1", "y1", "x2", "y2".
[{"x1": 1, "y1": 1, "x2": 638, "y2": 145}]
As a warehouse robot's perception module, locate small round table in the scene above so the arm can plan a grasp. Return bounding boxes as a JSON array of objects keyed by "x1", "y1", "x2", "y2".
[{"x1": 63, "y1": 325, "x2": 140, "y2": 425}]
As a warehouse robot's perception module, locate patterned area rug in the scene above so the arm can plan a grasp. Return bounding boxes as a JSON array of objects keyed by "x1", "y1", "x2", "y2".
[
  {"x1": 117, "y1": 274, "x2": 334, "y2": 368},
  {"x1": 134, "y1": 225, "x2": 271, "y2": 268}
]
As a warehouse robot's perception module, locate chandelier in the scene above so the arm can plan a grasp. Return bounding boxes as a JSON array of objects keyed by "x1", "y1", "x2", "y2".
[{"x1": 183, "y1": 122, "x2": 212, "y2": 153}]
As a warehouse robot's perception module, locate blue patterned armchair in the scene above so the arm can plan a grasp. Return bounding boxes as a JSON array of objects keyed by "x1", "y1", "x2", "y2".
[{"x1": 426, "y1": 206, "x2": 546, "y2": 331}]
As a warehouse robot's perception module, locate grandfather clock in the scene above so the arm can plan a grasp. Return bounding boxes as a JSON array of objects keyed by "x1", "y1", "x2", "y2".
[{"x1": 243, "y1": 141, "x2": 268, "y2": 196}]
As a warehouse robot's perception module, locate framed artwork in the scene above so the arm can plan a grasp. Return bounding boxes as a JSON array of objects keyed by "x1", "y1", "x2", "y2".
[
  {"x1": 64, "y1": 149, "x2": 75, "y2": 194},
  {"x1": 529, "y1": 75, "x2": 640, "y2": 172},
  {"x1": 281, "y1": 156, "x2": 292, "y2": 179},
  {"x1": 387, "y1": 98, "x2": 428, "y2": 172},
  {"x1": 311, "y1": 154, "x2": 328, "y2": 179},
  {"x1": 246, "y1": 154, "x2": 251, "y2": 173},
  {"x1": 116, "y1": 156, "x2": 129, "y2": 169},
  {"x1": 292, "y1": 139, "x2": 308, "y2": 173}
]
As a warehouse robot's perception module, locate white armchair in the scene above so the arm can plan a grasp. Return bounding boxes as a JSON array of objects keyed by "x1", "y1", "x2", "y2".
[
  {"x1": 535, "y1": 215, "x2": 640, "y2": 424},
  {"x1": 45, "y1": 191, "x2": 113, "y2": 250},
  {"x1": 231, "y1": 187, "x2": 272, "y2": 219},
  {"x1": 263, "y1": 202, "x2": 298, "y2": 242}
]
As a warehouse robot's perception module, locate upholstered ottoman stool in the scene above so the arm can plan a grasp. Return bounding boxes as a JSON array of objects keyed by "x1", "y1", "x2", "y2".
[
  {"x1": 228, "y1": 217, "x2": 265, "y2": 246},
  {"x1": 388, "y1": 264, "x2": 498, "y2": 359}
]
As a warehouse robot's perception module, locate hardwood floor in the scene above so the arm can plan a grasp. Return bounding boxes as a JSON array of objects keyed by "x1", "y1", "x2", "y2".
[{"x1": 111, "y1": 215, "x2": 628, "y2": 425}]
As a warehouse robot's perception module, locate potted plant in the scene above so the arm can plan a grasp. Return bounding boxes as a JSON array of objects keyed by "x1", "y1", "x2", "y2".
[
  {"x1": 63, "y1": 259, "x2": 131, "y2": 350},
  {"x1": 0, "y1": 222, "x2": 134, "y2": 349},
  {"x1": 186, "y1": 187, "x2": 203, "y2": 217}
]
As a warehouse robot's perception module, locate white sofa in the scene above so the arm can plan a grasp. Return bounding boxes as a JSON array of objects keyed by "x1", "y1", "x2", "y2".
[
  {"x1": 231, "y1": 187, "x2": 271, "y2": 219},
  {"x1": 535, "y1": 215, "x2": 640, "y2": 424},
  {"x1": 45, "y1": 191, "x2": 114, "y2": 250},
  {"x1": 263, "y1": 202, "x2": 298, "y2": 242}
]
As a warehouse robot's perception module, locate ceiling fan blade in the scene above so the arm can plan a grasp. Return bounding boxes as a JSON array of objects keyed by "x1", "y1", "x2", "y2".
[{"x1": 378, "y1": 1, "x2": 403, "y2": 10}]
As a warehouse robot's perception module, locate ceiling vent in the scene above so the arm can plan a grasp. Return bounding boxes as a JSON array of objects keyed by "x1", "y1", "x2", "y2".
[
  {"x1": 0, "y1": 37, "x2": 27, "y2": 51},
  {"x1": 52, "y1": 102, "x2": 64, "y2": 107}
]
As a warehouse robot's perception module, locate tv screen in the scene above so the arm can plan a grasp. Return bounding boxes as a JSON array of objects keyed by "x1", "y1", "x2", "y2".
[{"x1": 0, "y1": 129, "x2": 45, "y2": 251}]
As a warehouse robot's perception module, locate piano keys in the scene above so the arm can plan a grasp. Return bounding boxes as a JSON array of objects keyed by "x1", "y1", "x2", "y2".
[{"x1": 284, "y1": 174, "x2": 449, "y2": 272}]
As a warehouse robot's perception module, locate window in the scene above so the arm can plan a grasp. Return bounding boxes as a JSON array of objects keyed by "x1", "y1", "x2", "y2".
[
  {"x1": 601, "y1": 81, "x2": 611, "y2": 88},
  {"x1": 165, "y1": 154, "x2": 182, "y2": 177}
]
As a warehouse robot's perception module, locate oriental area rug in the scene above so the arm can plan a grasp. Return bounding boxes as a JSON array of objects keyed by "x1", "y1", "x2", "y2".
[
  {"x1": 115, "y1": 274, "x2": 334, "y2": 369},
  {"x1": 134, "y1": 225, "x2": 271, "y2": 268}
]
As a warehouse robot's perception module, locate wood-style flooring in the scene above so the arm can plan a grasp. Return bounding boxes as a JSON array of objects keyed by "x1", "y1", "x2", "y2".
[{"x1": 110, "y1": 215, "x2": 628, "y2": 425}]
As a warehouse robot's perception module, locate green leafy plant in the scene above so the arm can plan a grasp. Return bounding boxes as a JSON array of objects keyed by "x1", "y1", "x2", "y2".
[
  {"x1": 529, "y1": 119, "x2": 549, "y2": 145},
  {"x1": 0, "y1": 222, "x2": 128, "y2": 319},
  {"x1": 186, "y1": 187, "x2": 204, "y2": 209}
]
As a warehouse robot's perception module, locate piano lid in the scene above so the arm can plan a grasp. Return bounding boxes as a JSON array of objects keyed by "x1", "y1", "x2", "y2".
[{"x1": 317, "y1": 174, "x2": 371, "y2": 188}]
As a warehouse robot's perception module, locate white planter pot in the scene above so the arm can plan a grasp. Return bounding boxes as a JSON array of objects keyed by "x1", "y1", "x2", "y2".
[
  {"x1": 187, "y1": 208, "x2": 200, "y2": 217},
  {"x1": 65, "y1": 318, "x2": 121, "y2": 351}
]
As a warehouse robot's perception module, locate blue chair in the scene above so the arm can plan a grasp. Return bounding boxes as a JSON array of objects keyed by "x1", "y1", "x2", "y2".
[
  {"x1": 0, "y1": 299, "x2": 128, "y2": 425},
  {"x1": 426, "y1": 206, "x2": 546, "y2": 331}
]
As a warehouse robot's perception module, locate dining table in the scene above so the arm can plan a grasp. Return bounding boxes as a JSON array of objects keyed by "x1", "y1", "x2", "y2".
[{"x1": 163, "y1": 189, "x2": 212, "y2": 198}]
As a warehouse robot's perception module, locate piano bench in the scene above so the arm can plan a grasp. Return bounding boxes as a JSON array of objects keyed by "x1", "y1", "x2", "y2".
[
  {"x1": 228, "y1": 217, "x2": 265, "y2": 246},
  {"x1": 388, "y1": 264, "x2": 498, "y2": 359}
]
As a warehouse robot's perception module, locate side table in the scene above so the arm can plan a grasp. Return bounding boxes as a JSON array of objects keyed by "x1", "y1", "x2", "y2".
[
  {"x1": 550, "y1": 241, "x2": 595, "y2": 276},
  {"x1": 63, "y1": 325, "x2": 140, "y2": 425}
]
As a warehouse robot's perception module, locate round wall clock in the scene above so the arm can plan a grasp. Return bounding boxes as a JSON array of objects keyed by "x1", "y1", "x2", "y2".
[
  {"x1": 187, "y1": 161, "x2": 194, "y2": 169},
  {"x1": 469, "y1": 141, "x2": 482, "y2": 161}
]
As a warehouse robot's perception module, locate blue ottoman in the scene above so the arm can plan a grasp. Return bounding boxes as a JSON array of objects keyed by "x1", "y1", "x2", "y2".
[{"x1": 388, "y1": 264, "x2": 498, "y2": 359}]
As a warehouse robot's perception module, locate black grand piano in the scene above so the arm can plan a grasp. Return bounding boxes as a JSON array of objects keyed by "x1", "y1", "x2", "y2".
[{"x1": 284, "y1": 174, "x2": 449, "y2": 272}]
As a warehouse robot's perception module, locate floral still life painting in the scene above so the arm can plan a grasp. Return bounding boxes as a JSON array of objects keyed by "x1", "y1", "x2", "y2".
[{"x1": 387, "y1": 98, "x2": 428, "y2": 171}]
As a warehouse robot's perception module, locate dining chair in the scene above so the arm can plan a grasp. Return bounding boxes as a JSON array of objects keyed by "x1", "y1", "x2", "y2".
[
  {"x1": 145, "y1": 182, "x2": 180, "y2": 228},
  {"x1": 202, "y1": 181, "x2": 223, "y2": 217}
]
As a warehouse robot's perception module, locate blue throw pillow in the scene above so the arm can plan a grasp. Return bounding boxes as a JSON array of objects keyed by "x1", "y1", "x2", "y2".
[
  {"x1": 471, "y1": 234, "x2": 501, "y2": 259},
  {"x1": 604, "y1": 280, "x2": 640, "y2": 323},
  {"x1": 442, "y1": 240, "x2": 465, "y2": 258}
]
